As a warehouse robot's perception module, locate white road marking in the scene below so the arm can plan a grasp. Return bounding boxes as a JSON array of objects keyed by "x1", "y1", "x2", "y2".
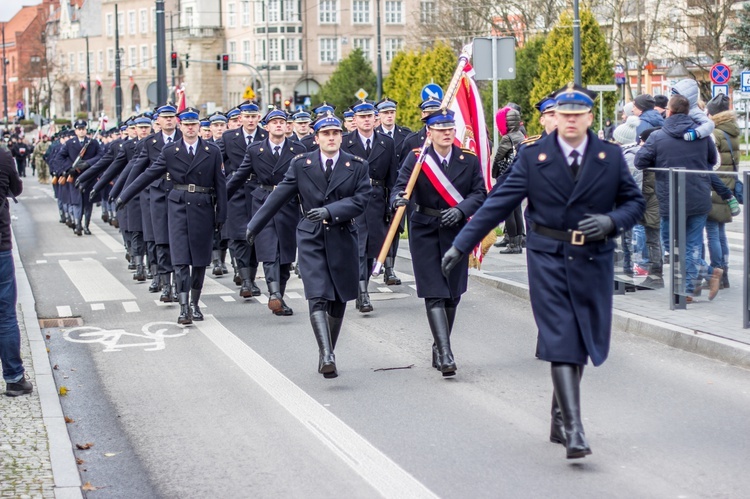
[
  {"x1": 286, "y1": 291, "x2": 302, "y2": 299},
  {"x1": 43, "y1": 251, "x2": 97, "y2": 257},
  {"x1": 36, "y1": 260, "x2": 48, "y2": 264},
  {"x1": 57, "y1": 305, "x2": 72, "y2": 317},
  {"x1": 89, "y1": 222, "x2": 126, "y2": 252},
  {"x1": 220, "y1": 295, "x2": 235, "y2": 302},
  {"x1": 106, "y1": 256, "x2": 118, "y2": 260},
  {"x1": 195, "y1": 315, "x2": 438, "y2": 499},
  {"x1": 376, "y1": 287, "x2": 393, "y2": 293},
  {"x1": 91, "y1": 303, "x2": 105, "y2": 311},
  {"x1": 123, "y1": 301, "x2": 140, "y2": 313},
  {"x1": 200, "y1": 276, "x2": 235, "y2": 295},
  {"x1": 59, "y1": 259, "x2": 136, "y2": 302},
  {"x1": 409, "y1": 284, "x2": 418, "y2": 291},
  {"x1": 154, "y1": 300, "x2": 178, "y2": 307},
  {"x1": 254, "y1": 294, "x2": 269, "y2": 305}
]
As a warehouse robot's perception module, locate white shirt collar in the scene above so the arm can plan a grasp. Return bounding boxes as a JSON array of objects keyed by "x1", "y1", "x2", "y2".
[
  {"x1": 244, "y1": 129, "x2": 256, "y2": 142},
  {"x1": 269, "y1": 138, "x2": 285, "y2": 151},
  {"x1": 434, "y1": 148, "x2": 452, "y2": 165},
  {"x1": 162, "y1": 131, "x2": 176, "y2": 143},
  {"x1": 320, "y1": 152, "x2": 340, "y2": 169},
  {"x1": 359, "y1": 131, "x2": 374, "y2": 149},
  {"x1": 557, "y1": 134, "x2": 588, "y2": 165},
  {"x1": 183, "y1": 138, "x2": 198, "y2": 152}
]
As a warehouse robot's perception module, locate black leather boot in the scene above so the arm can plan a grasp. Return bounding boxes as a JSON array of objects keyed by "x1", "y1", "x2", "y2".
[
  {"x1": 220, "y1": 248, "x2": 229, "y2": 274},
  {"x1": 425, "y1": 305, "x2": 456, "y2": 376},
  {"x1": 550, "y1": 365, "x2": 584, "y2": 445},
  {"x1": 499, "y1": 235, "x2": 522, "y2": 254},
  {"x1": 177, "y1": 292, "x2": 192, "y2": 325},
  {"x1": 310, "y1": 311, "x2": 337, "y2": 378},
  {"x1": 357, "y1": 280, "x2": 373, "y2": 313},
  {"x1": 211, "y1": 250, "x2": 222, "y2": 276},
  {"x1": 133, "y1": 255, "x2": 147, "y2": 281},
  {"x1": 248, "y1": 266, "x2": 261, "y2": 296},
  {"x1": 190, "y1": 288, "x2": 204, "y2": 321},
  {"x1": 171, "y1": 274, "x2": 178, "y2": 302},
  {"x1": 328, "y1": 315, "x2": 343, "y2": 349},
  {"x1": 146, "y1": 263, "x2": 153, "y2": 280},
  {"x1": 270, "y1": 281, "x2": 293, "y2": 316},
  {"x1": 101, "y1": 211, "x2": 109, "y2": 223},
  {"x1": 239, "y1": 267, "x2": 253, "y2": 298},
  {"x1": 383, "y1": 257, "x2": 401, "y2": 285},
  {"x1": 74, "y1": 221, "x2": 83, "y2": 236},
  {"x1": 551, "y1": 363, "x2": 591, "y2": 459},
  {"x1": 232, "y1": 257, "x2": 241, "y2": 285},
  {"x1": 494, "y1": 233, "x2": 509, "y2": 247},
  {"x1": 148, "y1": 268, "x2": 160, "y2": 293},
  {"x1": 267, "y1": 281, "x2": 283, "y2": 313},
  {"x1": 59, "y1": 210, "x2": 66, "y2": 223},
  {"x1": 160, "y1": 274, "x2": 173, "y2": 302}
]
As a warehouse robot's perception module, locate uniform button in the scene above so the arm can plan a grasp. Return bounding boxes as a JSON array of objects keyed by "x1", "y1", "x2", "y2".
[
  {"x1": 187, "y1": 202, "x2": 191, "y2": 205},
  {"x1": 589, "y1": 257, "x2": 593, "y2": 261},
  {"x1": 568, "y1": 256, "x2": 573, "y2": 260}
]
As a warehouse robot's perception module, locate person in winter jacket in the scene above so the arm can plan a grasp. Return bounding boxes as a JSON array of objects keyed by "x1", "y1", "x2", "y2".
[
  {"x1": 635, "y1": 127, "x2": 664, "y2": 289},
  {"x1": 634, "y1": 94, "x2": 721, "y2": 301},
  {"x1": 671, "y1": 78, "x2": 714, "y2": 141},
  {"x1": 706, "y1": 93, "x2": 739, "y2": 289},
  {"x1": 491, "y1": 107, "x2": 526, "y2": 254},
  {"x1": 612, "y1": 115, "x2": 641, "y2": 289},
  {"x1": 633, "y1": 94, "x2": 664, "y2": 137}
]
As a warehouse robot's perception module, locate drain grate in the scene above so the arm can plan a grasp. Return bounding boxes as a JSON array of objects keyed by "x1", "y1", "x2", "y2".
[{"x1": 38, "y1": 317, "x2": 84, "y2": 328}]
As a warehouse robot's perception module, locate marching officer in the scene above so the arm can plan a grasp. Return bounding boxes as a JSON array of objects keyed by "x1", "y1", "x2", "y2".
[
  {"x1": 391, "y1": 109, "x2": 486, "y2": 378},
  {"x1": 200, "y1": 118, "x2": 212, "y2": 140},
  {"x1": 291, "y1": 111, "x2": 312, "y2": 142},
  {"x1": 117, "y1": 108, "x2": 228, "y2": 325},
  {"x1": 341, "y1": 99, "x2": 399, "y2": 313},
  {"x1": 227, "y1": 108, "x2": 305, "y2": 315},
  {"x1": 442, "y1": 84, "x2": 645, "y2": 459},
  {"x1": 208, "y1": 112, "x2": 227, "y2": 142},
  {"x1": 226, "y1": 107, "x2": 241, "y2": 130},
  {"x1": 246, "y1": 112, "x2": 371, "y2": 378},
  {"x1": 300, "y1": 103, "x2": 336, "y2": 152},
  {"x1": 219, "y1": 100, "x2": 268, "y2": 296}
]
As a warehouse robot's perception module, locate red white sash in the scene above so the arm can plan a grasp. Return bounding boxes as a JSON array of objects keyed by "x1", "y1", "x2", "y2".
[{"x1": 420, "y1": 154, "x2": 464, "y2": 207}]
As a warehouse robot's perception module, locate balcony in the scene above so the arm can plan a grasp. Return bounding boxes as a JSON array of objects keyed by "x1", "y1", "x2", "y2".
[{"x1": 171, "y1": 26, "x2": 223, "y2": 40}]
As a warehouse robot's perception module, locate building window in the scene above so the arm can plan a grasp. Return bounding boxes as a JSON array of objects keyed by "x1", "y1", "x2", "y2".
[
  {"x1": 384, "y1": 1, "x2": 402, "y2": 24},
  {"x1": 385, "y1": 38, "x2": 403, "y2": 61},
  {"x1": 69, "y1": 53, "x2": 75, "y2": 74},
  {"x1": 420, "y1": 0, "x2": 435, "y2": 24},
  {"x1": 132, "y1": 85, "x2": 141, "y2": 112},
  {"x1": 256, "y1": 39, "x2": 266, "y2": 63},
  {"x1": 269, "y1": 0, "x2": 280, "y2": 22},
  {"x1": 151, "y1": 7, "x2": 156, "y2": 32},
  {"x1": 140, "y1": 9, "x2": 148, "y2": 33},
  {"x1": 283, "y1": 0, "x2": 298, "y2": 21},
  {"x1": 353, "y1": 38, "x2": 371, "y2": 61},
  {"x1": 228, "y1": 2, "x2": 236, "y2": 27},
  {"x1": 98, "y1": 50, "x2": 104, "y2": 72},
  {"x1": 268, "y1": 39, "x2": 280, "y2": 62},
  {"x1": 352, "y1": 1, "x2": 370, "y2": 24},
  {"x1": 185, "y1": 7, "x2": 194, "y2": 27},
  {"x1": 106, "y1": 13, "x2": 113, "y2": 36},
  {"x1": 241, "y1": 1, "x2": 250, "y2": 26},
  {"x1": 117, "y1": 13, "x2": 125, "y2": 35},
  {"x1": 128, "y1": 11, "x2": 136, "y2": 34},
  {"x1": 129, "y1": 46, "x2": 137, "y2": 68},
  {"x1": 96, "y1": 86, "x2": 103, "y2": 113},
  {"x1": 107, "y1": 48, "x2": 114, "y2": 71},
  {"x1": 152, "y1": 45, "x2": 157, "y2": 68},
  {"x1": 319, "y1": 0, "x2": 338, "y2": 24},
  {"x1": 78, "y1": 52, "x2": 85, "y2": 73},
  {"x1": 141, "y1": 46, "x2": 148, "y2": 69},
  {"x1": 255, "y1": 1, "x2": 265, "y2": 23},
  {"x1": 319, "y1": 38, "x2": 338, "y2": 63},
  {"x1": 229, "y1": 41, "x2": 237, "y2": 62},
  {"x1": 243, "y1": 40, "x2": 251, "y2": 63},
  {"x1": 285, "y1": 38, "x2": 299, "y2": 61}
]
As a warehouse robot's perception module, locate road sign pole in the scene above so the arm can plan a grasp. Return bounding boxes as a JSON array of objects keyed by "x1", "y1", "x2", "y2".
[
  {"x1": 599, "y1": 91, "x2": 603, "y2": 133},
  {"x1": 492, "y1": 38, "x2": 498, "y2": 153}
]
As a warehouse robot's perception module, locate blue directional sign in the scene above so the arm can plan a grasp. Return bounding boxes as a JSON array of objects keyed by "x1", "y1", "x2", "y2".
[
  {"x1": 421, "y1": 84, "x2": 444, "y2": 102},
  {"x1": 712, "y1": 84, "x2": 728, "y2": 98},
  {"x1": 741, "y1": 71, "x2": 750, "y2": 93},
  {"x1": 710, "y1": 63, "x2": 731, "y2": 85}
]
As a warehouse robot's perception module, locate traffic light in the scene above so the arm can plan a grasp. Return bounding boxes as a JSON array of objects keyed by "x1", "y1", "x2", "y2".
[
  {"x1": 284, "y1": 99, "x2": 292, "y2": 110},
  {"x1": 221, "y1": 54, "x2": 229, "y2": 71},
  {"x1": 185, "y1": 54, "x2": 190, "y2": 69},
  {"x1": 170, "y1": 52, "x2": 178, "y2": 69},
  {"x1": 217, "y1": 55, "x2": 221, "y2": 70}
]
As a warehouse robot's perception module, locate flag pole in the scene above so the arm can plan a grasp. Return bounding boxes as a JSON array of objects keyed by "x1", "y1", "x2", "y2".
[{"x1": 371, "y1": 44, "x2": 473, "y2": 277}]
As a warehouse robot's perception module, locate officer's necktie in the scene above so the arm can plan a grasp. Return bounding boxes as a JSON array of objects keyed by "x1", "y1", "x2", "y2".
[
  {"x1": 273, "y1": 146, "x2": 280, "y2": 160},
  {"x1": 569, "y1": 150, "x2": 581, "y2": 178},
  {"x1": 166, "y1": 137, "x2": 172, "y2": 143},
  {"x1": 387, "y1": 131, "x2": 392, "y2": 139},
  {"x1": 365, "y1": 138, "x2": 371, "y2": 156},
  {"x1": 246, "y1": 135, "x2": 251, "y2": 146},
  {"x1": 188, "y1": 145, "x2": 195, "y2": 160},
  {"x1": 441, "y1": 159, "x2": 449, "y2": 172},
  {"x1": 325, "y1": 158, "x2": 333, "y2": 182}
]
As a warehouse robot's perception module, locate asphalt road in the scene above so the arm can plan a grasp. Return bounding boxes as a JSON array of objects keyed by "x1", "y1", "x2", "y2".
[{"x1": 12, "y1": 179, "x2": 750, "y2": 498}]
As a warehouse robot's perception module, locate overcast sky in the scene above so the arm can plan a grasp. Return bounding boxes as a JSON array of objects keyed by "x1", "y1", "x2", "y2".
[{"x1": 1, "y1": 0, "x2": 41, "y2": 23}]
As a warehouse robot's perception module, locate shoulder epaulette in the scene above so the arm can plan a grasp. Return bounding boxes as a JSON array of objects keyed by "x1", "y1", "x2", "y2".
[
  {"x1": 520, "y1": 135, "x2": 542, "y2": 146},
  {"x1": 461, "y1": 148, "x2": 476, "y2": 156},
  {"x1": 292, "y1": 153, "x2": 306, "y2": 160},
  {"x1": 352, "y1": 155, "x2": 365, "y2": 162},
  {"x1": 412, "y1": 148, "x2": 421, "y2": 154}
]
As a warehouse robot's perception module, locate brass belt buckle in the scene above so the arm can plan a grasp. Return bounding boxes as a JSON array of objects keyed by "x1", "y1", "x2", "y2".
[
  {"x1": 166, "y1": 172, "x2": 171, "y2": 181},
  {"x1": 188, "y1": 184, "x2": 196, "y2": 193},
  {"x1": 571, "y1": 230, "x2": 585, "y2": 246}
]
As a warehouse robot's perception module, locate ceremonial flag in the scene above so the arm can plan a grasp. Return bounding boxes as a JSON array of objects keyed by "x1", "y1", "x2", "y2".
[{"x1": 175, "y1": 84, "x2": 186, "y2": 113}]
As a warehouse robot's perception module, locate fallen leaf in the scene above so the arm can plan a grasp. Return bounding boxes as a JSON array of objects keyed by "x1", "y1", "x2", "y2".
[
  {"x1": 58, "y1": 386, "x2": 68, "y2": 396},
  {"x1": 45, "y1": 334, "x2": 51, "y2": 339},
  {"x1": 53, "y1": 365, "x2": 59, "y2": 370},
  {"x1": 104, "y1": 452, "x2": 118, "y2": 457},
  {"x1": 70, "y1": 368, "x2": 77, "y2": 371},
  {"x1": 75, "y1": 458, "x2": 84, "y2": 465},
  {"x1": 64, "y1": 416, "x2": 75, "y2": 424},
  {"x1": 76, "y1": 442, "x2": 94, "y2": 450},
  {"x1": 81, "y1": 482, "x2": 98, "y2": 491}
]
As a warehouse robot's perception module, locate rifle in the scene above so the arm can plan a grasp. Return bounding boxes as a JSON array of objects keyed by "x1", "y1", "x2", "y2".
[
  {"x1": 371, "y1": 44, "x2": 473, "y2": 277},
  {"x1": 67, "y1": 115, "x2": 105, "y2": 182}
]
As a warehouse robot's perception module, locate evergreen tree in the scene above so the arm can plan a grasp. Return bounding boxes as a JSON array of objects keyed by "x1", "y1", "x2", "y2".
[
  {"x1": 529, "y1": 8, "x2": 615, "y2": 135},
  {"x1": 314, "y1": 49, "x2": 377, "y2": 113},
  {"x1": 728, "y1": 3, "x2": 750, "y2": 72}
]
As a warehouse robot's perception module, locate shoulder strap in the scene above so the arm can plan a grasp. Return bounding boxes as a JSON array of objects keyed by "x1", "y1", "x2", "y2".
[{"x1": 720, "y1": 130, "x2": 738, "y2": 172}]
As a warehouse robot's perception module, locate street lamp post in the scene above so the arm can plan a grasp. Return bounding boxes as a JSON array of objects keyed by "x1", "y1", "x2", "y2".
[
  {"x1": 376, "y1": 0, "x2": 382, "y2": 100},
  {"x1": 573, "y1": 0, "x2": 581, "y2": 85},
  {"x1": 155, "y1": 0, "x2": 168, "y2": 105},
  {"x1": 1, "y1": 23, "x2": 7, "y2": 129},
  {"x1": 114, "y1": 4, "x2": 122, "y2": 124},
  {"x1": 85, "y1": 36, "x2": 92, "y2": 119}
]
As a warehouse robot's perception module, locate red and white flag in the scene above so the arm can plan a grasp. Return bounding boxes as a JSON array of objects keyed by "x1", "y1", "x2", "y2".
[
  {"x1": 175, "y1": 84, "x2": 186, "y2": 113},
  {"x1": 449, "y1": 63, "x2": 492, "y2": 192}
]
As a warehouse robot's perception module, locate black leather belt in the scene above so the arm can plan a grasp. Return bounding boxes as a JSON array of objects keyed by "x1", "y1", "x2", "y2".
[
  {"x1": 415, "y1": 204, "x2": 442, "y2": 218},
  {"x1": 173, "y1": 184, "x2": 214, "y2": 193},
  {"x1": 259, "y1": 184, "x2": 277, "y2": 192},
  {"x1": 531, "y1": 222, "x2": 604, "y2": 245},
  {"x1": 370, "y1": 178, "x2": 386, "y2": 187}
]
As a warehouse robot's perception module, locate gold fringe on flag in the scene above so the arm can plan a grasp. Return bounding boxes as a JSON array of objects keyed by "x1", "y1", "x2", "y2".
[{"x1": 468, "y1": 230, "x2": 497, "y2": 270}]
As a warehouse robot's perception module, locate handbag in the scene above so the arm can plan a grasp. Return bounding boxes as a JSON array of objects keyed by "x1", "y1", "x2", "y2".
[
  {"x1": 495, "y1": 136, "x2": 516, "y2": 178},
  {"x1": 721, "y1": 130, "x2": 743, "y2": 204}
]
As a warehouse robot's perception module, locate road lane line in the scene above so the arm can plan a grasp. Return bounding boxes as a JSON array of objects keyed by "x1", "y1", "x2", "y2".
[
  {"x1": 36, "y1": 260, "x2": 48, "y2": 264},
  {"x1": 286, "y1": 291, "x2": 302, "y2": 299},
  {"x1": 56, "y1": 306, "x2": 72, "y2": 317},
  {"x1": 88, "y1": 222, "x2": 126, "y2": 253},
  {"x1": 220, "y1": 296, "x2": 236, "y2": 302},
  {"x1": 123, "y1": 301, "x2": 140, "y2": 313},
  {"x1": 91, "y1": 303, "x2": 105, "y2": 311},
  {"x1": 200, "y1": 276, "x2": 235, "y2": 295},
  {"x1": 59, "y1": 259, "x2": 136, "y2": 302},
  {"x1": 43, "y1": 251, "x2": 97, "y2": 257},
  {"x1": 196, "y1": 315, "x2": 437, "y2": 499}
]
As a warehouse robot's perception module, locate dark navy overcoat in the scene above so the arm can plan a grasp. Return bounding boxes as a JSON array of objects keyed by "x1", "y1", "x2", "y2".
[
  {"x1": 109, "y1": 139, "x2": 144, "y2": 232},
  {"x1": 452, "y1": 130, "x2": 645, "y2": 366},
  {"x1": 56, "y1": 136, "x2": 102, "y2": 206},
  {"x1": 247, "y1": 150, "x2": 371, "y2": 301}
]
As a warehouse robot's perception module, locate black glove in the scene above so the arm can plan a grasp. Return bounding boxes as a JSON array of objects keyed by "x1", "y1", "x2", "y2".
[
  {"x1": 440, "y1": 207, "x2": 463, "y2": 227},
  {"x1": 215, "y1": 222, "x2": 224, "y2": 232},
  {"x1": 577, "y1": 214, "x2": 614, "y2": 239},
  {"x1": 115, "y1": 197, "x2": 124, "y2": 211},
  {"x1": 306, "y1": 207, "x2": 330, "y2": 222},
  {"x1": 246, "y1": 230, "x2": 255, "y2": 246},
  {"x1": 441, "y1": 246, "x2": 464, "y2": 277},
  {"x1": 89, "y1": 189, "x2": 96, "y2": 201},
  {"x1": 77, "y1": 161, "x2": 90, "y2": 171},
  {"x1": 393, "y1": 190, "x2": 409, "y2": 209}
]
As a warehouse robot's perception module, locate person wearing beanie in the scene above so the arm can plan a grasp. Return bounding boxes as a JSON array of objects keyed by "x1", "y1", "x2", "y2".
[
  {"x1": 671, "y1": 78, "x2": 715, "y2": 141},
  {"x1": 633, "y1": 94, "x2": 664, "y2": 136},
  {"x1": 634, "y1": 127, "x2": 664, "y2": 290},
  {"x1": 622, "y1": 102, "x2": 635, "y2": 120},
  {"x1": 613, "y1": 115, "x2": 640, "y2": 146},
  {"x1": 654, "y1": 95, "x2": 669, "y2": 117},
  {"x1": 706, "y1": 92, "x2": 740, "y2": 289}
]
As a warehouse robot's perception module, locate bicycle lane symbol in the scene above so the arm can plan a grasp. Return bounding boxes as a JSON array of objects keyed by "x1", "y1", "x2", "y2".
[{"x1": 63, "y1": 322, "x2": 189, "y2": 353}]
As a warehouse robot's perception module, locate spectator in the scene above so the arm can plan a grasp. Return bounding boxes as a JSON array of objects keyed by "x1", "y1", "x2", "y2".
[
  {"x1": 613, "y1": 115, "x2": 642, "y2": 290},
  {"x1": 0, "y1": 147, "x2": 31, "y2": 396},
  {"x1": 603, "y1": 118, "x2": 614, "y2": 140},
  {"x1": 635, "y1": 94, "x2": 721, "y2": 302},
  {"x1": 671, "y1": 79, "x2": 714, "y2": 141},
  {"x1": 706, "y1": 93, "x2": 739, "y2": 289},
  {"x1": 492, "y1": 108, "x2": 526, "y2": 254},
  {"x1": 654, "y1": 95, "x2": 668, "y2": 118},
  {"x1": 10, "y1": 139, "x2": 30, "y2": 178},
  {"x1": 633, "y1": 94, "x2": 665, "y2": 137},
  {"x1": 635, "y1": 127, "x2": 664, "y2": 289}
]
